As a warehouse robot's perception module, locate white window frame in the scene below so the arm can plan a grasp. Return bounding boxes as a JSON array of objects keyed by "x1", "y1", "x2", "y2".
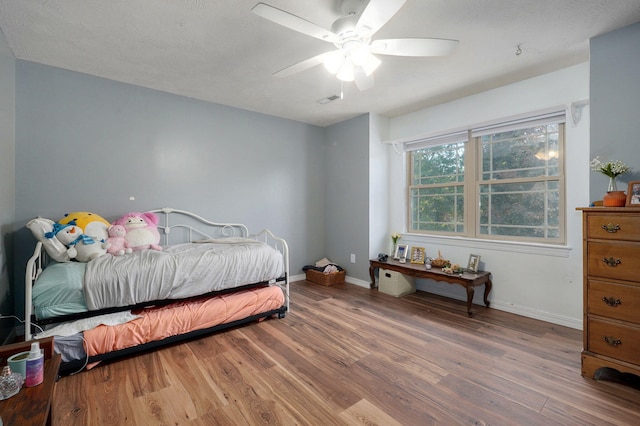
[{"x1": 406, "y1": 111, "x2": 566, "y2": 244}]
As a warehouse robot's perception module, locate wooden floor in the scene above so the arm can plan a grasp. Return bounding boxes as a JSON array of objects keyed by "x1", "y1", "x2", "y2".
[{"x1": 53, "y1": 281, "x2": 640, "y2": 425}]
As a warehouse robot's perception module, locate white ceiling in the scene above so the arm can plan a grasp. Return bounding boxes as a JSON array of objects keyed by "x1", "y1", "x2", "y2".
[{"x1": 1, "y1": 0, "x2": 639, "y2": 127}]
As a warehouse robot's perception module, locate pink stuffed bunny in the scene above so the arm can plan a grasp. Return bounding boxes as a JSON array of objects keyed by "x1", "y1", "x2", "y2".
[
  {"x1": 106, "y1": 224, "x2": 133, "y2": 256},
  {"x1": 113, "y1": 212, "x2": 162, "y2": 251}
]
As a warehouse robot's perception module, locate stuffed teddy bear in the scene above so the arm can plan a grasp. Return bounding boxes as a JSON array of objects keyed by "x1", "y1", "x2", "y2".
[
  {"x1": 113, "y1": 212, "x2": 162, "y2": 251},
  {"x1": 58, "y1": 211, "x2": 110, "y2": 242},
  {"x1": 48, "y1": 222, "x2": 109, "y2": 262},
  {"x1": 105, "y1": 224, "x2": 133, "y2": 256}
]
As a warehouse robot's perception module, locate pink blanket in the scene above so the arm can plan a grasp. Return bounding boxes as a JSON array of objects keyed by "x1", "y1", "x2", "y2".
[{"x1": 84, "y1": 286, "x2": 284, "y2": 358}]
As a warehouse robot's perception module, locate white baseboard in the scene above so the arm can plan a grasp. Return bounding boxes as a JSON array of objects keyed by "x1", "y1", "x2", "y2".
[
  {"x1": 489, "y1": 300, "x2": 582, "y2": 330},
  {"x1": 345, "y1": 275, "x2": 370, "y2": 288},
  {"x1": 415, "y1": 281, "x2": 582, "y2": 330},
  {"x1": 290, "y1": 273, "x2": 306, "y2": 283},
  {"x1": 292, "y1": 273, "x2": 369, "y2": 288}
]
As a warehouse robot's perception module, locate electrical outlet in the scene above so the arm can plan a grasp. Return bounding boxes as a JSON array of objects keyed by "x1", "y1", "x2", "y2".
[{"x1": 350, "y1": 253, "x2": 356, "y2": 263}]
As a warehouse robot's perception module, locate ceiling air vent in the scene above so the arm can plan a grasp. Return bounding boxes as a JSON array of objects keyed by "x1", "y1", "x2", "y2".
[{"x1": 317, "y1": 95, "x2": 340, "y2": 104}]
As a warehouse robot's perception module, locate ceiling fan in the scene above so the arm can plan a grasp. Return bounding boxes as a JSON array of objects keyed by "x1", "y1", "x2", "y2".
[{"x1": 251, "y1": 0, "x2": 459, "y2": 91}]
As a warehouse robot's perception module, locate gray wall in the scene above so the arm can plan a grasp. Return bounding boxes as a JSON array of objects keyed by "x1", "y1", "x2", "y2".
[
  {"x1": 324, "y1": 114, "x2": 371, "y2": 280},
  {"x1": 13, "y1": 61, "x2": 328, "y2": 318},
  {"x1": 0, "y1": 28, "x2": 16, "y2": 340},
  {"x1": 590, "y1": 22, "x2": 640, "y2": 200}
]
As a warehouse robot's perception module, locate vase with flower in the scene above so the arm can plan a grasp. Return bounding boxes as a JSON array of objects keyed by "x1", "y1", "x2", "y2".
[
  {"x1": 590, "y1": 157, "x2": 630, "y2": 207},
  {"x1": 390, "y1": 232, "x2": 401, "y2": 256}
]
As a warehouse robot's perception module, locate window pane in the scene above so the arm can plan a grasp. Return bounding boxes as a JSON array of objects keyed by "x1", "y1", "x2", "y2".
[
  {"x1": 412, "y1": 143, "x2": 465, "y2": 185},
  {"x1": 409, "y1": 142, "x2": 465, "y2": 235},
  {"x1": 481, "y1": 124, "x2": 560, "y2": 181},
  {"x1": 410, "y1": 186, "x2": 464, "y2": 232},
  {"x1": 479, "y1": 180, "x2": 560, "y2": 239}
]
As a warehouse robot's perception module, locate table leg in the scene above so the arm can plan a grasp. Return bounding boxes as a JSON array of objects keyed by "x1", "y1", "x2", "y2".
[
  {"x1": 484, "y1": 279, "x2": 492, "y2": 307},
  {"x1": 369, "y1": 265, "x2": 377, "y2": 288},
  {"x1": 466, "y1": 285, "x2": 474, "y2": 317}
]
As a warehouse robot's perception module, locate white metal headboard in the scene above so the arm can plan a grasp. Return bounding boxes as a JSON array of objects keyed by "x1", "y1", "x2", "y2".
[{"x1": 150, "y1": 207, "x2": 249, "y2": 245}]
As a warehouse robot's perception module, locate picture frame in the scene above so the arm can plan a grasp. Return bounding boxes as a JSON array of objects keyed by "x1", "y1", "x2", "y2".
[
  {"x1": 394, "y1": 244, "x2": 408, "y2": 262},
  {"x1": 410, "y1": 246, "x2": 426, "y2": 264},
  {"x1": 467, "y1": 254, "x2": 481, "y2": 272},
  {"x1": 626, "y1": 181, "x2": 640, "y2": 206}
]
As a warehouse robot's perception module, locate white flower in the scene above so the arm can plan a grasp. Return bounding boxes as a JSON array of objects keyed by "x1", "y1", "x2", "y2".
[{"x1": 590, "y1": 156, "x2": 629, "y2": 178}]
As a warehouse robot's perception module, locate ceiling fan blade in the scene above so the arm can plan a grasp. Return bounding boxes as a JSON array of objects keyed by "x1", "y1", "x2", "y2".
[
  {"x1": 354, "y1": 68, "x2": 375, "y2": 91},
  {"x1": 273, "y1": 51, "x2": 334, "y2": 78},
  {"x1": 356, "y1": 0, "x2": 407, "y2": 38},
  {"x1": 371, "y1": 38, "x2": 459, "y2": 57},
  {"x1": 251, "y1": 3, "x2": 338, "y2": 43}
]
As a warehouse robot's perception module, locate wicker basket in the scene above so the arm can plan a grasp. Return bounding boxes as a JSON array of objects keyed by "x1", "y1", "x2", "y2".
[{"x1": 305, "y1": 269, "x2": 346, "y2": 286}]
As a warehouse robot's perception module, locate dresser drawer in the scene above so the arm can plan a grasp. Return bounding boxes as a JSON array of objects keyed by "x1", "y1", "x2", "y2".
[
  {"x1": 588, "y1": 280, "x2": 640, "y2": 323},
  {"x1": 587, "y1": 241, "x2": 640, "y2": 281},
  {"x1": 587, "y1": 213, "x2": 640, "y2": 241},
  {"x1": 587, "y1": 317, "x2": 640, "y2": 365}
]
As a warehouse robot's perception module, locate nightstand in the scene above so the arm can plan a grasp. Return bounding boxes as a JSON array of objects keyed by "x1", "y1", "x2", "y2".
[{"x1": 0, "y1": 337, "x2": 61, "y2": 426}]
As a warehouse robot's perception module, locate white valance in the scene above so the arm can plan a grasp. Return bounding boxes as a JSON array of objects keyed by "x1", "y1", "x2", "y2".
[
  {"x1": 471, "y1": 110, "x2": 566, "y2": 138},
  {"x1": 403, "y1": 130, "x2": 468, "y2": 152},
  {"x1": 400, "y1": 108, "x2": 568, "y2": 152}
]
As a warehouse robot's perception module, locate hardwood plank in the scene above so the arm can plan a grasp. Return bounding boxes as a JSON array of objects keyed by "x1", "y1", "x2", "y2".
[
  {"x1": 340, "y1": 399, "x2": 405, "y2": 426},
  {"x1": 158, "y1": 343, "x2": 228, "y2": 415},
  {"x1": 52, "y1": 281, "x2": 640, "y2": 425}
]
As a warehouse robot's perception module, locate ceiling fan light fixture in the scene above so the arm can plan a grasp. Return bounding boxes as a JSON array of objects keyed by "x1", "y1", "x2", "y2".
[
  {"x1": 324, "y1": 50, "x2": 346, "y2": 74},
  {"x1": 349, "y1": 43, "x2": 371, "y2": 66},
  {"x1": 336, "y1": 60, "x2": 355, "y2": 81}
]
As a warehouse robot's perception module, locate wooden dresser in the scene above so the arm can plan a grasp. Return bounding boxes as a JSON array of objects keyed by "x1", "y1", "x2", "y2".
[{"x1": 579, "y1": 207, "x2": 640, "y2": 380}]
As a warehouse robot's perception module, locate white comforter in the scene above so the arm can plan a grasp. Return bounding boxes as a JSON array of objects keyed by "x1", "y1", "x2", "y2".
[{"x1": 84, "y1": 238, "x2": 284, "y2": 310}]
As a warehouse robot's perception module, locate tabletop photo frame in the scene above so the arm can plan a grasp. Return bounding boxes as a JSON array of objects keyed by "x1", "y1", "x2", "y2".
[
  {"x1": 410, "y1": 246, "x2": 426, "y2": 264},
  {"x1": 467, "y1": 254, "x2": 481, "y2": 272},
  {"x1": 394, "y1": 244, "x2": 408, "y2": 262},
  {"x1": 626, "y1": 181, "x2": 640, "y2": 206}
]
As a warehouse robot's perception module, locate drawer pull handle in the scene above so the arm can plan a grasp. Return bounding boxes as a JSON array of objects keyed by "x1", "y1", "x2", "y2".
[
  {"x1": 602, "y1": 257, "x2": 621, "y2": 267},
  {"x1": 602, "y1": 336, "x2": 622, "y2": 347},
  {"x1": 601, "y1": 223, "x2": 621, "y2": 233},
  {"x1": 602, "y1": 297, "x2": 621, "y2": 307}
]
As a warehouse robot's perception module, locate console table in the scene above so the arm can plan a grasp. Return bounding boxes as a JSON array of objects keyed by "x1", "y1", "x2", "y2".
[
  {"x1": 369, "y1": 259, "x2": 492, "y2": 316},
  {"x1": 0, "y1": 337, "x2": 61, "y2": 426}
]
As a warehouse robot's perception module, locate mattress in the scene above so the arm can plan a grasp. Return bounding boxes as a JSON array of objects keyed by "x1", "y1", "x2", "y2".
[
  {"x1": 85, "y1": 285, "x2": 285, "y2": 358},
  {"x1": 43, "y1": 285, "x2": 284, "y2": 366},
  {"x1": 32, "y1": 238, "x2": 284, "y2": 319},
  {"x1": 32, "y1": 261, "x2": 88, "y2": 318}
]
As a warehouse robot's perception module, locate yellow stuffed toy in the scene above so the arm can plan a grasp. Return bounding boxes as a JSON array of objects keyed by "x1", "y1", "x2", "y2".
[{"x1": 58, "y1": 211, "x2": 110, "y2": 242}]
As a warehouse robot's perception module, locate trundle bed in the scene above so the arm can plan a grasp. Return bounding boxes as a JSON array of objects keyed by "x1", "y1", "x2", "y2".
[{"x1": 24, "y1": 208, "x2": 289, "y2": 375}]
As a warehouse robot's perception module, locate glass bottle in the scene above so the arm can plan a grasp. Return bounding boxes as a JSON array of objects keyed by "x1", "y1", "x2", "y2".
[{"x1": 0, "y1": 365, "x2": 24, "y2": 400}]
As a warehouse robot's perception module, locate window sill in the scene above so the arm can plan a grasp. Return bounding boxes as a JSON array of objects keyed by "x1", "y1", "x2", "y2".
[{"x1": 401, "y1": 233, "x2": 572, "y2": 258}]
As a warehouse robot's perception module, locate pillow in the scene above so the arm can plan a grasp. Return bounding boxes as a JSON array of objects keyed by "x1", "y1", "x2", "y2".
[
  {"x1": 58, "y1": 211, "x2": 110, "y2": 241},
  {"x1": 26, "y1": 217, "x2": 71, "y2": 263}
]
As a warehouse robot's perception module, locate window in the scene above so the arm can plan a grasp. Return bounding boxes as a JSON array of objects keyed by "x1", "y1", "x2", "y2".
[
  {"x1": 410, "y1": 142, "x2": 466, "y2": 233},
  {"x1": 407, "y1": 112, "x2": 565, "y2": 244}
]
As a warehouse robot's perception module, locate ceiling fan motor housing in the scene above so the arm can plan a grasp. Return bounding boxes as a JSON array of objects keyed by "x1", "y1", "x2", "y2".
[
  {"x1": 340, "y1": 0, "x2": 366, "y2": 16},
  {"x1": 331, "y1": 15, "x2": 365, "y2": 47}
]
